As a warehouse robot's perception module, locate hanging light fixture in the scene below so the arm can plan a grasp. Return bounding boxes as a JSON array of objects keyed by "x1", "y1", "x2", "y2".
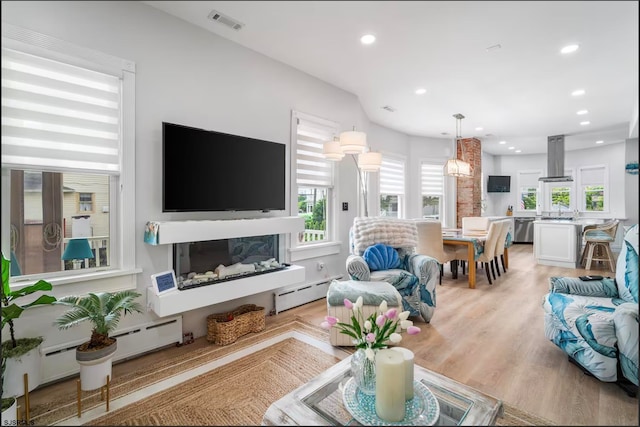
[
  {"x1": 322, "y1": 126, "x2": 381, "y2": 216},
  {"x1": 444, "y1": 113, "x2": 473, "y2": 177}
]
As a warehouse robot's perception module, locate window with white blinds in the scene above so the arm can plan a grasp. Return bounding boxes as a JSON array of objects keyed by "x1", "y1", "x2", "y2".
[
  {"x1": 421, "y1": 163, "x2": 444, "y2": 219},
  {"x1": 578, "y1": 165, "x2": 607, "y2": 212},
  {"x1": 1, "y1": 47, "x2": 121, "y2": 174},
  {"x1": 380, "y1": 156, "x2": 405, "y2": 196},
  {"x1": 295, "y1": 117, "x2": 334, "y2": 187}
]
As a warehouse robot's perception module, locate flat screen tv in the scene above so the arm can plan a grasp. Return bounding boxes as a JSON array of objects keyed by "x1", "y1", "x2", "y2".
[
  {"x1": 487, "y1": 175, "x2": 511, "y2": 193},
  {"x1": 162, "y1": 122, "x2": 286, "y2": 212}
]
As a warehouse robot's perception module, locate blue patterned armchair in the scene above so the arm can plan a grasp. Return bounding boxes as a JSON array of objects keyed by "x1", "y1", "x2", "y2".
[
  {"x1": 542, "y1": 224, "x2": 638, "y2": 395},
  {"x1": 346, "y1": 217, "x2": 440, "y2": 323}
]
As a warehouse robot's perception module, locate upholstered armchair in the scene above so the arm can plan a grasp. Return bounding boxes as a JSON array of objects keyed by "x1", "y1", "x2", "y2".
[
  {"x1": 542, "y1": 224, "x2": 638, "y2": 396},
  {"x1": 346, "y1": 217, "x2": 440, "y2": 323}
]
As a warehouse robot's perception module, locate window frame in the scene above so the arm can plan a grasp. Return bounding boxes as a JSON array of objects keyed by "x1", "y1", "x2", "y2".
[
  {"x1": 378, "y1": 153, "x2": 406, "y2": 218},
  {"x1": 288, "y1": 110, "x2": 341, "y2": 261},
  {"x1": 516, "y1": 170, "x2": 542, "y2": 212},
  {"x1": 577, "y1": 164, "x2": 609, "y2": 213},
  {"x1": 1, "y1": 23, "x2": 138, "y2": 288},
  {"x1": 420, "y1": 161, "x2": 445, "y2": 220}
]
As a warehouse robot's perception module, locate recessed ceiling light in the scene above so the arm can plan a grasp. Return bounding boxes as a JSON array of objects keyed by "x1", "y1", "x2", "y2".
[
  {"x1": 508, "y1": 146, "x2": 515, "y2": 150},
  {"x1": 475, "y1": 127, "x2": 483, "y2": 131},
  {"x1": 360, "y1": 34, "x2": 376, "y2": 45},
  {"x1": 580, "y1": 121, "x2": 590, "y2": 125},
  {"x1": 561, "y1": 44, "x2": 579, "y2": 54},
  {"x1": 576, "y1": 110, "x2": 589, "y2": 115},
  {"x1": 596, "y1": 140, "x2": 604, "y2": 144},
  {"x1": 499, "y1": 141, "x2": 507, "y2": 145},
  {"x1": 415, "y1": 88, "x2": 427, "y2": 95},
  {"x1": 571, "y1": 89, "x2": 585, "y2": 96},
  {"x1": 515, "y1": 150, "x2": 522, "y2": 153}
]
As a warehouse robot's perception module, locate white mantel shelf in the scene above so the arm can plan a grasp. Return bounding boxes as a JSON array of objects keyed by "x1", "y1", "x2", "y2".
[
  {"x1": 144, "y1": 216, "x2": 304, "y2": 245},
  {"x1": 147, "y1": 264, "x2": 305, "y2": 317}
]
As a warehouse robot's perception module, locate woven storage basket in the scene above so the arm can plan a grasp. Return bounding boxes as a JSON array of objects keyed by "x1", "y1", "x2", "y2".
[{"x1": 206, "y1": 304, "x2": 265, "y2": 345}]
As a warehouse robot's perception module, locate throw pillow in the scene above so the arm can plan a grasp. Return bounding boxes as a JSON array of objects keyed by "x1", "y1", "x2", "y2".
[{"x1": 363, "y1": 243, "x2": 401, "y2": 271}]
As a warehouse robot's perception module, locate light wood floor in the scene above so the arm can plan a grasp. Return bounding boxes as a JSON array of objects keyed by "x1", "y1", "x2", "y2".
[{"x1": 28, "y1": 244, "x2": 638, "y2": 425}]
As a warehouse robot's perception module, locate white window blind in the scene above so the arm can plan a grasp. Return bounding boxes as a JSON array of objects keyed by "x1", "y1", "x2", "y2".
[
  {"x1": 579, "y1": 166, "x2": 605, "y2": 185},
  {"x1": 518, "y1": 170, "x2": 541, "y2": 188},
  {"x1": 295, "y1": 117, "x2": 334, "y2": 187},
  {"x1": 1, "y1": 47, "x2": 121, "y2": 174},
  {"x1": 421, "y1": 163, "x2": 443, "y2": 196},
  {"x1": 380, "y1": 156, "x2": 405, "y2": 195}
]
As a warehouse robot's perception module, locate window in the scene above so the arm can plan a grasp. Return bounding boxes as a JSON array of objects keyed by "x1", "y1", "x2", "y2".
[
  {"x1": 293, "y1": 112, "x2": 338, "y2": 245},
  {"x1": 516, "y1": 170, "x2": 542, "y2": 211},
  {"x1": 1, "y1": 25, "x2": 136, "y2": 281},
  {"x1": 549, "y1": 186, "x2": 572, "y2": 212},
  {"x1": 421, "y1": 162, "x2": 444, "y2": 219},
  {"x1": 579, "y1": 165, "x2": 608, "y2": 212},
  {"x1": 379, "y1": 156, "x2": 405, "y2": 218}
]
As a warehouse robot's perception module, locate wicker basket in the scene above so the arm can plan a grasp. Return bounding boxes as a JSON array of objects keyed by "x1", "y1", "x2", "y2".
[{"x1": 206, "y1": 304, "x2": 265, "y2": 346}]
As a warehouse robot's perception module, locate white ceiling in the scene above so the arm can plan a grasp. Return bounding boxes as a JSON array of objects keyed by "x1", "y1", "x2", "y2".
[{"x1": 143, "y1": 1, "x2": 639, "y2": 155}]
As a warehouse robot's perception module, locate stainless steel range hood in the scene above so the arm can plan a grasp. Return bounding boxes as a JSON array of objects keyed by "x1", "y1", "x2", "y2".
[{"x1": 539, "y1": 135, "x2": 573, "y2": 182}]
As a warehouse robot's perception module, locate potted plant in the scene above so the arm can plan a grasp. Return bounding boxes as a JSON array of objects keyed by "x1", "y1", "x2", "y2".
[
  {"x1": 1, "y1": 357, "x2": 18, "y2": 424},
  {"x1": 1, "y1": 252, "x2": 57, "y2": 398},
  {"x1": 53, "y1": 290, "x2": 143, "y2": 390}
]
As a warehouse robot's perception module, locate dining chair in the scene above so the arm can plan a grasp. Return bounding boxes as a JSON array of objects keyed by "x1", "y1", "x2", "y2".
[
  {"x1": 493, "y1": 220, "x2": 511, "y2": 275},
  {"x1": 461, "y1": 217, "x2": 490, "y2": 235},
  {"x1": 475, "y1": 221, "x2": 501, "y2": 285},
  {"x1": 415, "y1": 220, "x2": 456, "y2": 285},
  {"x1": 581, "y1": 219, "x2": 620, "y2": 272}
]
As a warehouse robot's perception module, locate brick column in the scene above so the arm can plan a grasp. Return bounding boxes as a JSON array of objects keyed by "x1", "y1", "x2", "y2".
[{"x1": 456, "y1": 138, "x2": 482, "y2": 227}]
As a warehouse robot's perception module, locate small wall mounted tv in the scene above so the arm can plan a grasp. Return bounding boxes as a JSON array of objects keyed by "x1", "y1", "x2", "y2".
[
  {"x1": 487, "y1": 175, "x2": 511, "y2": 193},
  {"x1": 162, "y1": 122, "x2": 286, "y2": 212}
]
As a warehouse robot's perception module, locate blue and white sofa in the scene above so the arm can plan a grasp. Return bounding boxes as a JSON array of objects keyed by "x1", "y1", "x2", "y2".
[
  {"x1": 542, "y1": 224, "x2": 638, "y2": 394},
  {"x1": 346, "y1": 217, "x2": 440, "y2": 323}
]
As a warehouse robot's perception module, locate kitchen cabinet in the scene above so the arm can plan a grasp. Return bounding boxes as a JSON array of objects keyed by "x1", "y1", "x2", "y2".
[{"x1": 533, "y1": 220, "x2": 582, "y2": 268}]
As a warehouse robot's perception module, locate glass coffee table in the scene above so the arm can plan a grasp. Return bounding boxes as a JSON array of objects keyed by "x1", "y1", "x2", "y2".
[{"x1": 263, "y1": 355, "x2": 503, "y2": 426}]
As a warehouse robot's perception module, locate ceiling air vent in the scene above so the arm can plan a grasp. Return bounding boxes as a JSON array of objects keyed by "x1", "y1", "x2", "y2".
[{"x1": 208, "y1": 10, "x2": 244, "y2": 31}]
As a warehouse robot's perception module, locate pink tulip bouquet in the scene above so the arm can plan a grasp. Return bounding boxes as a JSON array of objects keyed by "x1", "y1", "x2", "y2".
[{"x1": 321, "y1": 296, "x2": 420, "y2": 361}]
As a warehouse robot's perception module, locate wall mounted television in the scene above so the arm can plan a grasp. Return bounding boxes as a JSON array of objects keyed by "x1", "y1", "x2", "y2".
[
  {"x1": 487, "y1": 175, "x2": 511, "y2": 193},
  {"x1": 162, "y1": 122, "x2": 286, "y2": 212}
]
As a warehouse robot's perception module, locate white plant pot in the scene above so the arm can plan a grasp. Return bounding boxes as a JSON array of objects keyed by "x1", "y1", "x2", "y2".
[
  {"x1": 1, "y1": 398, "x2": 18, "y2": 425},
  {"x1": 3, "y1": 344, "x2": 42, "y2": 397},
  {"x1": 77, "y1": 341, "x2": 117, "y2": 391}
]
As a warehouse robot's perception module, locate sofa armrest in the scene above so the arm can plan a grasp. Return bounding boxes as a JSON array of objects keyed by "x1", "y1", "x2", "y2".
[
  {"x1": 406, "y1": 253, "x2": 439, "y2": 286},
  {"x1": 613, "y1": 302, "x2": 639, "y2": 386},
  {"x1": 346, "y1": 255, "x2": 371, "y2": 281},
  {"x1": 549, "y1": 276, "x2": 618, "y2": 298}
]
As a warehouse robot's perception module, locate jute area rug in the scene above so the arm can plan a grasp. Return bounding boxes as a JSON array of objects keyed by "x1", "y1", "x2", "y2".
[{"x1": 32, "y1": 318, "x2": 553, "y2": 426}]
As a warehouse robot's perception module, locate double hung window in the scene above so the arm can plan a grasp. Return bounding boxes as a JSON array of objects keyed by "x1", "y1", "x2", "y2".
[
  {"x1": 516, "y1": 170, "x2": 542, "y2": 211},
  {"x1": 579, "y1": 165, "x2": 607, "y2": 212},
  {"x1": 379, "y1": 155, "x2": 405, "y2": 218},
  {"x1": 1, "y1": 26, "x2": 135, "y2": 281},
  {"x1": 420, "y1": 162, "x2": 444, "y2": 219},
  {"x1": 293, "y1": 112, "x2": 338, "y2": 245}
]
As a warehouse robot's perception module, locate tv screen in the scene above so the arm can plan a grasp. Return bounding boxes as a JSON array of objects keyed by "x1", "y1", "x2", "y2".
[
  {"x1": 162, "y1": 122, "x2": 286, "y2": 212},
  {"x1": 487, "y1": 175, "x2": 511, "y2": 193}
]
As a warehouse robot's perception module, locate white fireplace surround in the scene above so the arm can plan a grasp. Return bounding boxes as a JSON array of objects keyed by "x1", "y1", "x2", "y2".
[{"x1": 145, "y1": 216, "x2": 306, "y2": 317}]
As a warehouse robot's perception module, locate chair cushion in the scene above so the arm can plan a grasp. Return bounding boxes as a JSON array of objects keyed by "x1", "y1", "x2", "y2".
[
  {"x1": 615, "y1": 225, "x2": 638, "y2": 303},
  {"x1": 363, "y1": 243, "x2": 401, "y2": 271}
]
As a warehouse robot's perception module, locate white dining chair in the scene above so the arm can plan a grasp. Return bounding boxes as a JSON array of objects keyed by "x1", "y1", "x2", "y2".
[
  {"x1": 415, "y1": 220, "x2": 456, "y2": 285},
  {"x1": 475, "y1": 221, "x2": 501, "y2": 285},
  {"x1": 493, "y1": 220, "x2": 511, "y2": 275}
]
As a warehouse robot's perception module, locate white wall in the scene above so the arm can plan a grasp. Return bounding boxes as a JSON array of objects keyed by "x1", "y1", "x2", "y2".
[{"x1": 1, "y1": 1, "x2": 451, "y2": 342}]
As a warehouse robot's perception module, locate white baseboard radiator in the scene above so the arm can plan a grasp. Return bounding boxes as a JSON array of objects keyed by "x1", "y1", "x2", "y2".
[
  {"x1": 274, "y1": 275, "x2": 341, "y2": 314},
  {"x1": 41, "y1": 315, "x2": 183, "y2": 384}
]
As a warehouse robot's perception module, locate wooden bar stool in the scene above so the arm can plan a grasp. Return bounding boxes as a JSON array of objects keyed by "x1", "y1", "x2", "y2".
[{"x1": 581, "y1": 220, "x2": 619, "y2": 272}]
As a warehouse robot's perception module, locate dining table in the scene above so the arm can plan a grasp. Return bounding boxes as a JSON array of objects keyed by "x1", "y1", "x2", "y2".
[{"x1": 442, "y1": 228, "x2": 487, "y2": 289}]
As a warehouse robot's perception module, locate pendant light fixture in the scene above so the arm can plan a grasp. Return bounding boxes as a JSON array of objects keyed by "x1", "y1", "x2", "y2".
[{"x1": 444, "y1": 113, "x2": 473, "y2": 177}]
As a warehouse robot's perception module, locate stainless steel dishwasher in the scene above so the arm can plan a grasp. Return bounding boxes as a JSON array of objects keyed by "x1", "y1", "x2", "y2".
[{"x1": 514, "y1": 217, "x2": 536, "y2": 243}]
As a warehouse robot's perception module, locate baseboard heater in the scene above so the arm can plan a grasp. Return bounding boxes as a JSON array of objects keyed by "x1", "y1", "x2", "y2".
[
  {"x1": 274, "y1": 275, "x2": 342, "y2": 314},
  {"x1": 41, "y1": 315, "x2": 183, "y2": 385}
]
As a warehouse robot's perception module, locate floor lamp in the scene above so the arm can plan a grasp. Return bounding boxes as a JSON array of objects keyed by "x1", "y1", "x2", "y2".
[{"x1": 323, "y1": 127, "x2": 382, "y2": 216}]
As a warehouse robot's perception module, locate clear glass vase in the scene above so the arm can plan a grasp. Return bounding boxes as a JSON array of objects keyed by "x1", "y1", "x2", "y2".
[{"x1": 351, "y1": 348, "x2": 377, "y2": 395}]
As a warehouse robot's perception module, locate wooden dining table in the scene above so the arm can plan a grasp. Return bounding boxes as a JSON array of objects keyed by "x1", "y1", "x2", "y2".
[{"x1": 442, "y1": 228, "x2": 487, "y2": 289}]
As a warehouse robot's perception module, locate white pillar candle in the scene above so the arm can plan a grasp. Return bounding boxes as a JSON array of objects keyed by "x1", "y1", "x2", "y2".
[
  {"x1": 390, "y1": 347, "x2": 414, "y2": 400},
  {"x1": 375, "y1": 349, "x2": 405, "y2": 422}
]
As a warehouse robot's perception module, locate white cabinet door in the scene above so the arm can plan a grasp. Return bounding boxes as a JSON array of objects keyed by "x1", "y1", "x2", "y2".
[{"x1": 534, "y1": 222, "x2": 581, "y2": 268}]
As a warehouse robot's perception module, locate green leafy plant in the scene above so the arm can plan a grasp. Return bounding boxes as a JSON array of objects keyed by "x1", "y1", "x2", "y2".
[
  {"x1": 1, "y1": 252, "x2": 56, "y2": 358},
  {"x1": 54, "y1": 291, "x2": 143, "y2": 350}
]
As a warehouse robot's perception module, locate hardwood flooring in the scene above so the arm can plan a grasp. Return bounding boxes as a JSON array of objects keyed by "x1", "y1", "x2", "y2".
[{"x1": 27, "y1": 244, "x2": 638, "y2": 425}]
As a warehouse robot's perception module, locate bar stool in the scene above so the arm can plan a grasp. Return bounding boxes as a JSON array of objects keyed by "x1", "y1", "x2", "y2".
[{"x1": 581, "y1": 220, "x2": 619, "y2": 272}]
